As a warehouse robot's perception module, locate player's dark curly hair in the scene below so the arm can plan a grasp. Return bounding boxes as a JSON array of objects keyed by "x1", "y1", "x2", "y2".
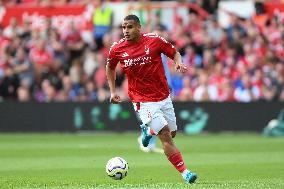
[{"x1": 124, "y1": 15, "x2": 141, "y2": 25}]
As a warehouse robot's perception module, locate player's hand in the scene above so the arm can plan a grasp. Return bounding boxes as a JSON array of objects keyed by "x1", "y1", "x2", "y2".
[
  {"x1": 175, "y1": 62, "x2": 188, "y2": 73},
  {"x1": 110, "y1": 94, "x2": 122, "y2": 104}
]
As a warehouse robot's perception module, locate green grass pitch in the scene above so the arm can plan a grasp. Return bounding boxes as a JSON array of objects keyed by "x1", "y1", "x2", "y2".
[{"x1": 0, "y1": 133, "x2": 283, "y2": 189}]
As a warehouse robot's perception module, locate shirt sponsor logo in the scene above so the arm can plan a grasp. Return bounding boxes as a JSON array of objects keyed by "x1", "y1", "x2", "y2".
[{"x1": 124, "y1": 56, "x2": 152, "y2": 67}]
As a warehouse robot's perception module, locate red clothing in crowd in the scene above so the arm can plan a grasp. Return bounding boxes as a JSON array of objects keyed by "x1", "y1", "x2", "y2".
[{"x1": 29, "y1": 48, "x2": 53, "y2": 66}]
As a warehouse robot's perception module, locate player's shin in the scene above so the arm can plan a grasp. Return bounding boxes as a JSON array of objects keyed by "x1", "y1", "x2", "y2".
[
  {"x1": 167, "y1": 151, "x2": 187, "y2": 173},
  {"x1": 167, "y1": 150, "x2": 197, "y2": 183}
]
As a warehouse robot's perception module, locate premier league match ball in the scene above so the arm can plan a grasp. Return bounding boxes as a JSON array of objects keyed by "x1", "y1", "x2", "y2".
[{"x1": 106, "y1": 157, "x2": 129, "y2": 180}]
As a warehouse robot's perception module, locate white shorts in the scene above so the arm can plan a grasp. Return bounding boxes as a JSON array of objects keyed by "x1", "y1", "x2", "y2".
[{"x1": 133, "y1": 95, "x2": 177, "y2": 135}]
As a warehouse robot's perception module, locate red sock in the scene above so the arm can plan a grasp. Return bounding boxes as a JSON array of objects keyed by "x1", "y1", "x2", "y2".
[
  {"x1": 149, "y1": 128, "x2": 155, "y2": 135},
  {"x1": 167, "y1": 151, "x2": 187, "y2": 173}
]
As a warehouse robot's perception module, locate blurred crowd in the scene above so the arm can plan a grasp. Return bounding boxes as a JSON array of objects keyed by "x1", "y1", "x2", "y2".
[
  {"x1": 0, "y1": 0, "x2": 283, "y2": 102},
  {"x1": 0, "y1": 0, "x2": 179, "y2": 7},
  {"x1": 0, "y1": 0, "x2": 116, "y2": 7}
]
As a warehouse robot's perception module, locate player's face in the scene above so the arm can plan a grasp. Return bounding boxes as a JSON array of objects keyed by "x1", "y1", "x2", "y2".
[{"x1": 122, "y1": 20, "x2": 141, "y2": 42}]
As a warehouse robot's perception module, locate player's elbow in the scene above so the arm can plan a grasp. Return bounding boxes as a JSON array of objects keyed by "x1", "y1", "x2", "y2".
[
  {"x1": 174, "y1": 51, "x2": 181, "y2": 59},
  {"x1": 106, "y1": 64, "x2": 116, "y2": 71},
  {"x1": 174, "y1": 51, "x2": 183, "y2": 62}
]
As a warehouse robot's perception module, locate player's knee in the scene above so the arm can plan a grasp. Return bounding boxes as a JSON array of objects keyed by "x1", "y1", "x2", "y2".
[
  {"x1": 158, "y1": 126, "x2": 172, "y2": 142},
  {"x1": 159, "y1": 126, "x2": 170, "y2": 135},
  {"x1": 171, "y1": 131, "x2": 176, "y2": 138}
]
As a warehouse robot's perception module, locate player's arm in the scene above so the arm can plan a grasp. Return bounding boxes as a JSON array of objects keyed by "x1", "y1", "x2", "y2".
[
  {"x1": 106, "y1": 44, "x2": 121, "y2": 104},
  {"x1": 106, "y1": 65, "x2": 116, "y2": 94},
  {"x1": 155, "y1": 34, "x2": 187, "y2": 73},
  {"x1": 106, "y1": 65, "x2": 121, "y2": 104},
  {"x1": 173, "y1": 51, "x2": 188, "y2": 73}
]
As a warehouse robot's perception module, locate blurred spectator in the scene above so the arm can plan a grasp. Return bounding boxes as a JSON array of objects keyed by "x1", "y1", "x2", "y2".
[
  {"x1": 92, "y1": 0, "x2": 113, "y2": 50},
  {"x1": 47, "y1": 28, "x2": 67, "y2": 71},
  {"x1": 0, "y1": 1, "x2": 283, "y2": 103},
  {"x1": 69, "y1": 59, "x2": 85, "y2": 97},
  {"x1": 29, "y1": 38, "x2": 55, "y2": 83},
  {"x1": 83, "y1": 47, "x2": 97, "y2": 77},
  {"x1": 3, "y1": 17, "x2": 23, "y2": 39},
  {"x1": 34, "y1": 78, "x2": 56, "y2": 102},
  {"x1": 58, "y1": 75, "x2": 76, "y2": 101},
  {"x1": 63, "y1": 21, "x2": 85, "y2": 66},
  {"x1": 201, "y1": 0, "x2": 219, "y2": 15},
  {"x1": 151, "y1": 11, "x2": 168, "y2": 32},
  {"x1": 85, "y1": 79, "x2": 97, "y2": 101},
  {"x1": 17, "y1": 0, "x2": 39, "y2": 6},
  {"x1": 234, "y1": 73, "x2": 261, "y2": 102},
  {"x1": 97, "y1": 87, "x2": 108, "y2": 102},
  {"x1": 101, "y1": 32, "x2": 113, "y2": 57},
  {"x1": 193, "y1": 71, "x2": 218, "y2": 102},
  {"x1": 93, "y1": 53, "x2": 107, "y2": 89},
  {"x1": 206, "y1": 17, "x2": 223, "y2": 45},
  {"x1": 0, "y1": 50, "x2": 16, "y2": 99},
  {"x1": 17, "y1": 85, "x2": 31, "y2": 102},
  {"x1": 183, "y1": 45, "x2": 202, "y2": 68},
  {"x1": 20, "y1": 20, "x2": 32, "y2": 41},
  {"x1": 11, "y1": 47, "x2": 34, "y2": 88},
  {"x1": 179, "y1": 77, "x2": 193, "y2": 101}
]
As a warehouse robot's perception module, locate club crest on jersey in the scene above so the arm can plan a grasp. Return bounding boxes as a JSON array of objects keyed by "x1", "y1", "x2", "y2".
[
  {"x1": 122, "y1": 52, "x2": 129, "y2": 57},
  {"x1": 145, "y1": 45, "x2": 150, "y2": 55}
]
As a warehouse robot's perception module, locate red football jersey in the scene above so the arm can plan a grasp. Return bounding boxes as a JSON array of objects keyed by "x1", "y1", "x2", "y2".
[{"x1": 107, "y1": 33, "x2": 176, "y2": 102}]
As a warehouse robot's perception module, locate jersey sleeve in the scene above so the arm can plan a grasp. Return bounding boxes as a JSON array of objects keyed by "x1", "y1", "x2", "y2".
[
  {"x1": 157, "y1": 36, "x2": 176, "y2": 59},
  {"x1": 107, "y1": 42, "x2": 119, "y2": 69}
]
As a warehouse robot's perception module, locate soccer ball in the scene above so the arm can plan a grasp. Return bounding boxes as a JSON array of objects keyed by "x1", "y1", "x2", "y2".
[{"x1": 106, "y1": 157, "x2": 129, "y2": 180}]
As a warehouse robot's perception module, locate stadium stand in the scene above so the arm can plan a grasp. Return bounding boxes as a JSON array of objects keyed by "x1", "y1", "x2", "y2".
[{"x1": 0, "y1": 0, "x2": 283, "y2": 102}]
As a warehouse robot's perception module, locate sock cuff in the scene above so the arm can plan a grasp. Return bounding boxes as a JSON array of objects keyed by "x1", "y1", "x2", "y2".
[{"x1": 149, "y1": 128, "x2": 155, "y2": 135}]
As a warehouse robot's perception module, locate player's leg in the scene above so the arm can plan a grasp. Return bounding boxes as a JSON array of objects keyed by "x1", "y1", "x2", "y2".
[
  {"x1": 171, "y1": 130, "x2": 176, "y2": 138},
  {"x1": 161, "y1": 96, "x2": 177, "y2": 139},
  {"x1": 143, "y1": 125, "x2": 177, "y2": 138},
  {"x1": 157, "y1": 126, "x2": 176, "y2": 156},
  {"x1": 137, "y1": 134, "x2": 163, "y2": 153},
  {"x1": 137, "y1": 134, "x2": 151, "y2": 153},
  {"x1": 140, "y1": 123, "x2": 155, "y2": 147},
  {"x1": 133, "y1": 102, "x2": 157, "y2": 147},
  {"x1": 160, "y1": 96, "x2": 197, "y2": 183},
  {"x1": 157, "y1": 126, "x2": 197, "y2": 183}
]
